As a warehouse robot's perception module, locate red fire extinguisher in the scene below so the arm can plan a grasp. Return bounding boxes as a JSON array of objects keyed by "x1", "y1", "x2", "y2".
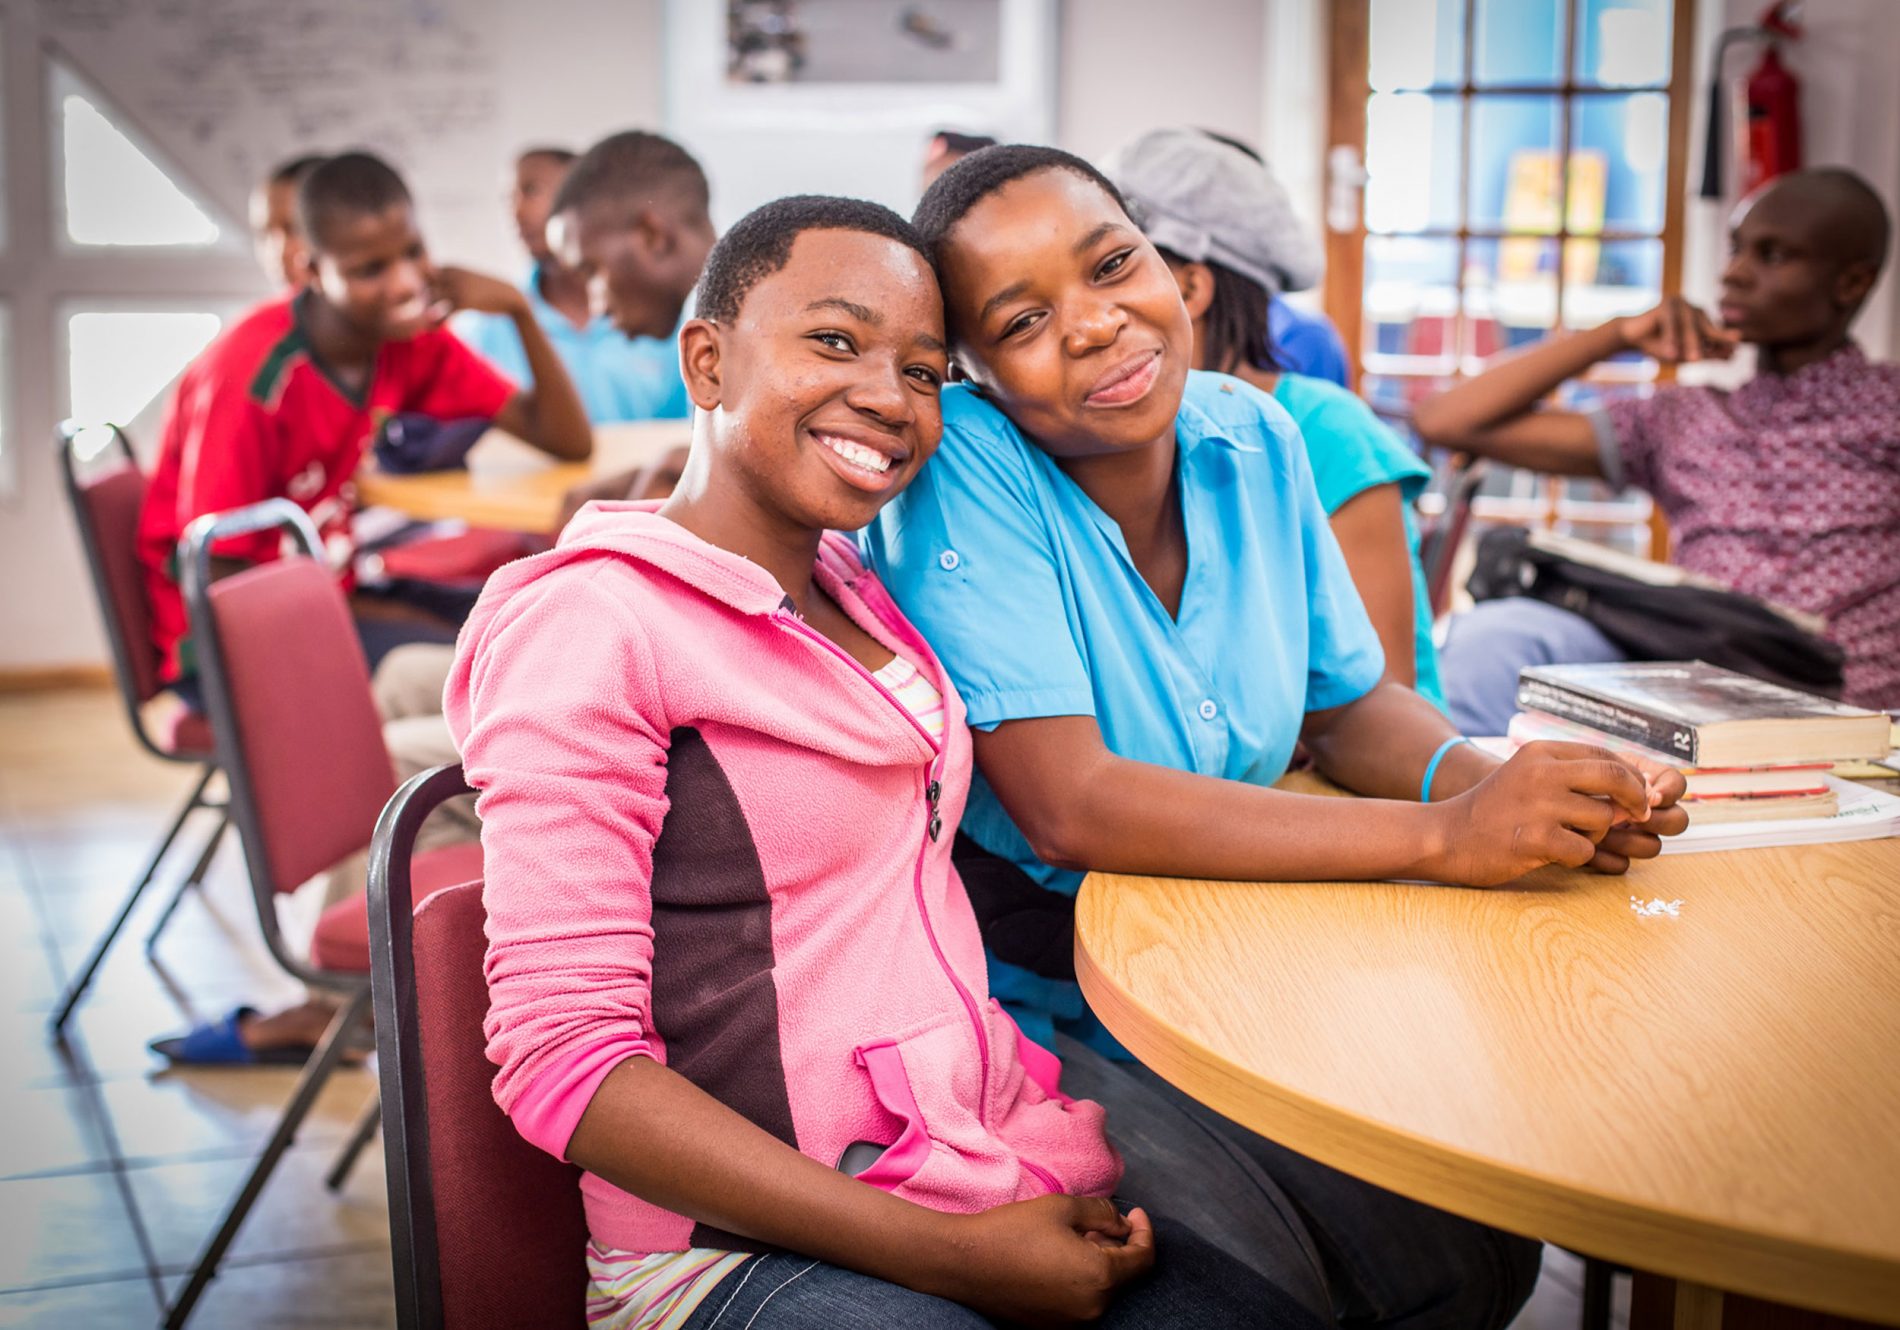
[{"x1": 1700, "y1": 1, "x2": 1803, "y2": 200}]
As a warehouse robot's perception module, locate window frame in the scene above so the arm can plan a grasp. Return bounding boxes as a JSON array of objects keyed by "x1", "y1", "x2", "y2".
[
  {"x1": 1328, "y1": 0, "x2": 1699, "y2": 557},
  {"x1": 55, "y1": 298, "x2": 246, "y2": 436},
  {"x1": 0, "y1": 23, "x2": 263, "y2": 498},
  {"x1": 45, "y1": 55, "x2": 243, "y2": 257}
]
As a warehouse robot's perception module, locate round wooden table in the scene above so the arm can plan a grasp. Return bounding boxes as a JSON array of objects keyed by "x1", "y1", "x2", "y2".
[{"x1": 1074, "y1": 837, "x2": 1900, "y2": 1326}]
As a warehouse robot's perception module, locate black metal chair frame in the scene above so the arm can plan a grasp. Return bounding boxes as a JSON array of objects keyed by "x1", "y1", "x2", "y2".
[
  {"x1": 165, "y1": 499, "x2": 380, "y2": 1329},
  {"x1": 369, "y1": 761, "x2": 476, "y2": 1330},
  {"x1": 1419, "y1": 453, "x2": 1490, "y2": 618},
  {"x1": 50, "y1": 421, "x2": 231, "y2": 1032}
]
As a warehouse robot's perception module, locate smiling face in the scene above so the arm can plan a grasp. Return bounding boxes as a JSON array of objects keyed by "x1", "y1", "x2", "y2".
[
  {"x1": 304, "y1": 204, "x2": 436, "y2": 342},
  {"x1": 687, "y1": 228, "x2": 948, "y2": 534},
  {"x1": 935, "y1": 168, "x2": 1193, "y2": 460}
]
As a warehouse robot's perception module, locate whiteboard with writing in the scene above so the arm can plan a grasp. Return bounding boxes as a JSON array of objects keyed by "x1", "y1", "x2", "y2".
[{"x1": 38, "y1": 0, "x2": 504, "y2": 261}]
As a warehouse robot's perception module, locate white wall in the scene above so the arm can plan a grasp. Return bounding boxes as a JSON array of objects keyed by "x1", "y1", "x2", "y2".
[
  {"x1": 1057, "y1": 0, "x2": 1268, "y2": 165},
  {"x1": 0, "y1": 0, "x2": 666, "y2": 674}
]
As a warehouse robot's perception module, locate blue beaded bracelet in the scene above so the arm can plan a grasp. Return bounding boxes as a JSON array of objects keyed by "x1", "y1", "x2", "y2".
[{"x1": 1421, "y1": 735, "x2": 1473, "y2": 803}]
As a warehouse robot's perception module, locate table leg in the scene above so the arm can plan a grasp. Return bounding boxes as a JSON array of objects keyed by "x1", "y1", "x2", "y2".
[
  {"x1": 1630, "y1": 1272, "x2": 1881, "y2": 1329},
  {"x1": 1675, "y1": 1283, "x2": 1725, "y2": 1330}
]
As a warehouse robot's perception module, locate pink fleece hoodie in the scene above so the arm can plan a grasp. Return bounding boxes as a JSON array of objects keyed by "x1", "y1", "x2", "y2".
[{"x1": 444, "y1": 502, "x2": 1121, "y2": 1256}]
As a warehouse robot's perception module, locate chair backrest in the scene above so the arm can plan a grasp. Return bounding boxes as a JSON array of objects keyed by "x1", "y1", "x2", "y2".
[
  {"x1": 371, "y1": 766, "x2": 590, "y2": 1330},
  {"x1": 182, "y1": 501, "x2": 396, "y2": 981},
  {"x1": 56, "y1": 423, "x2": 171, "y2": 742},
  {"x1": 1421, "y1": 457, "x2": 1489, "y2": 618}
]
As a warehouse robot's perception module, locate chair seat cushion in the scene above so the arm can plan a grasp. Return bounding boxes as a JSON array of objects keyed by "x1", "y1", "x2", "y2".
[
  {"x1": 310, "y1": 840, "x2": 485, "y2": 974},
  {"x1": 158, "y1": 706, "x2": 216, "y2": 760}
]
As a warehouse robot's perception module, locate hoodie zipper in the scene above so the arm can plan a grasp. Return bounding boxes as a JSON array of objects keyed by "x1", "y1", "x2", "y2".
[{"x1": 775, "y1": 610, "x2": 993, "y2": 1119}]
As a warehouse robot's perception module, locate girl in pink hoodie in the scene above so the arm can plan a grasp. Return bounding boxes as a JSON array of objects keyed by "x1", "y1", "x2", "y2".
[{"x1": 446, "y1": 197, "x2": 1326, "y2": 1328}]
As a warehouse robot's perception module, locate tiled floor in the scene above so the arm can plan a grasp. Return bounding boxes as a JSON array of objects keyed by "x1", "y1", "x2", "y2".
[
  {"x1": 0, "y1": 685, "x2": 1625, "y2": 1328},
  {"x1": 0, "y1": 688, "x2": 390, "y2": 1329}
]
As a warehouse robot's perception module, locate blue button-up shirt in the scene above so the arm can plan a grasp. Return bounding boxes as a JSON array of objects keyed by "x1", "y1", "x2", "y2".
[
  {"x1": 453, "y1": 264, "x2": 690, "y2": 423},
  {"x1": 863, "y1": 371, "x2": 1384, "y2": 1054}
]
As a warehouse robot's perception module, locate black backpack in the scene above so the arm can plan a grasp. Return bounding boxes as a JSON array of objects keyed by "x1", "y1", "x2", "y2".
[{"x1": 1466, "y1": 525, "x2": 1846, "y2": 696}]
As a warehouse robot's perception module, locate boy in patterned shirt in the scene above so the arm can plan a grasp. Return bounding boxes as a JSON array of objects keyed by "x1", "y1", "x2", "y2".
[{"x1": 1415, "y1": 167, "x2": 1897, "y2": 730}]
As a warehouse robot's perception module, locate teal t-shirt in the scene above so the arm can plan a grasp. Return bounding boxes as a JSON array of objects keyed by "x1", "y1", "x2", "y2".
[{"x1": 1271, "y1": 373, "x2": 1446, "y2": 712}]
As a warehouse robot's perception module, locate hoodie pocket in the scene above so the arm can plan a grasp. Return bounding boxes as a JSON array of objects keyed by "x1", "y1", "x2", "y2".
[
  {"x1": 850, "y1": 1010, "x2": 1121, "y2": 1209},
  {"x1": 850, "y1": 1016, "x2": 1043, "y2": 1210}
]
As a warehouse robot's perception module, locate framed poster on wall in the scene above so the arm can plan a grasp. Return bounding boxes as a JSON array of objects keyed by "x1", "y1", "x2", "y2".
[{"x1": 665, "y1": 0, "x2": 1057, "y2": 225}]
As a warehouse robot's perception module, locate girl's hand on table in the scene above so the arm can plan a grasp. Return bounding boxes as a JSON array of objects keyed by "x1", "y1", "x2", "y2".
[{"x1": 1425, "y1": 741, "x2": 1669, "y2": 886}]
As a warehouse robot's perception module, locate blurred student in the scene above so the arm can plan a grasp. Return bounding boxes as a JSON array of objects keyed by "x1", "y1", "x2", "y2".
[
  {"x1": 136, "y1": 150, "x2": 591, "y2": 704},
  {"x1": 248, "y1": 153, "x2": 325, "y2": 291},
  {"x1": 921, "y1": 129, "x2": 998, "y2": 194},
  {"x1": 320, "y1": 130, "x2": 725, "y2": 993},
  {"x1": 1415, "y1": 167, "x2": 1898, "y2": 731},
  {"x1": 1112, "y1": 127, "x2": 1444, "y2": 708},
  {"x1": 369, "y1": 129, "x2": 720, "y2": 784},
  {"x1": 451, "y1": 192, "x2": 1319, "y2": 1330},
  {"x1": 455, "y1": 146, "x2": 690, "y2": 423},
  {"x1": 142, "y1": 151, "x2": 590, "y2": 1063},
  {"x1": 543, "y1": 129, "x2": 716, "y2": 510},
  {"x1": 370, "y1": 131, "x2": 721, "y2": 843}
]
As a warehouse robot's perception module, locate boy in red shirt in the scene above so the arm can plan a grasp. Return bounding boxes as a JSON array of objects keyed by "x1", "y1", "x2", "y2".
[{"x1": 136, "y1": 151, "x2": 591, "y2": 694}]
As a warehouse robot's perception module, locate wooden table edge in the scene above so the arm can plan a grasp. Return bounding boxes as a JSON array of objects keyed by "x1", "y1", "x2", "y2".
[{"x1": 1073, "y1": 875, "x2": 1900, "y2": 1326}]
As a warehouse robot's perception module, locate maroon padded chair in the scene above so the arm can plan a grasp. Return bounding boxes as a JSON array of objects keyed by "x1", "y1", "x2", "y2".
[
  {"x1": 51, "y1": 421, "x2": 229, "y2": 1032},
  {"x1": 369, "y1": 763, "x2": 590, "y2": 1329},
  {"x1": 169, "y1": 500, "x2": 485, "y2": 1329}
]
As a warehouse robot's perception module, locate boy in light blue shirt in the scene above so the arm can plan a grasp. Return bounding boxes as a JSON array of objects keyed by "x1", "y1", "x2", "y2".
[{"x1": 454, "y1": 147, "x2": 689, "y2": 422}]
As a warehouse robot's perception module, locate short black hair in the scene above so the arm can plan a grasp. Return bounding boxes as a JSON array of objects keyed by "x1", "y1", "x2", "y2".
[
  {"x1": 298, "y1": 151, "x2": 411, "y2": 250},
  {"x1": 695, "y1": 195, "x2": 929, "y2": 324},
  {"x1": 932, "y1": 130, "x2": 998, "y2": 157},
  {"x1": 1155, "y1": 247, "x2": 1277, "y2": 375},
  {"x1": 552, "y1": 130, "x2": 709, "y2": 220},
  {"x1": 268, "y1": 153, "x2": 327, "y2": 189},
  {"x1": 912, "y1": 143, "x2": 1128, "y2": 267},
  {"x1": 518, "y1": 145, "x2": 577, "y2": 169}
]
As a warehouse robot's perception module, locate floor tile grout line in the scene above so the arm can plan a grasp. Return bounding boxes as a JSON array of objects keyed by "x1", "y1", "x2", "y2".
[
  {"x1": 152, "y1": 1239, "x2": 392, "y2": 1279},
  {"x1": 58, "y1": 1024, "x2": 174, "y2": 1304},
  {"x1": 0, "y1": 1264, "x2": 159, "y2": 1299}
]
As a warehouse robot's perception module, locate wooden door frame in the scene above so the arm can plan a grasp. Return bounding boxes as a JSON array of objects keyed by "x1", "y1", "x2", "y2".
[
  {"x1": 1323, "y1": 0, "x2": 1698, "y2": 563},
  {"x1": 1324, "y1": 0, "x2": 1371, "y2": 394}
]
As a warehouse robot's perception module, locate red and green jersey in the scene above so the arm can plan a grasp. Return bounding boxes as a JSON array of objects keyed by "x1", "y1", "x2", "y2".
[{"x1": 136, "y1": 293, "x2": 515, "y2": 682}]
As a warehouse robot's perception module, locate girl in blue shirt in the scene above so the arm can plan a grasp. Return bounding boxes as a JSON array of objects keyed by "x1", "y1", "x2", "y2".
[
  {"x1": 1107, "y1": 126, "x2": 1445, "y2": 709},
  {"x1": 864, "y1": 144, "x2": 1690, "y2": 1330}
]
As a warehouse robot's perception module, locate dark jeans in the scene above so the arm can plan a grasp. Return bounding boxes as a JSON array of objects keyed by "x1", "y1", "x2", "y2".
[
  {"x1": 676, "y1": 1216, "x2": 1326, "y2": 1329},
  {"x1": 1056, "y1": 1037, "x2": 1543, "y2": 1330}
]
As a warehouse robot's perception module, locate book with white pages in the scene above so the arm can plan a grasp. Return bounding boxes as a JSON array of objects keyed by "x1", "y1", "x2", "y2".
[
  {"x1": 1504, "y1": 712, "x2": 1833, "y2": 798},
  {"x1": 1659, "y1": 775, "x2": 1900, "y2": 854}
]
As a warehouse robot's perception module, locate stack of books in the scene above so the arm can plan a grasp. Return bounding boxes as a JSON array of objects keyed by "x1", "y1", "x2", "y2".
[{"x1": 1509, "y1": 661, "x2": 1898, "y2": 843}]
